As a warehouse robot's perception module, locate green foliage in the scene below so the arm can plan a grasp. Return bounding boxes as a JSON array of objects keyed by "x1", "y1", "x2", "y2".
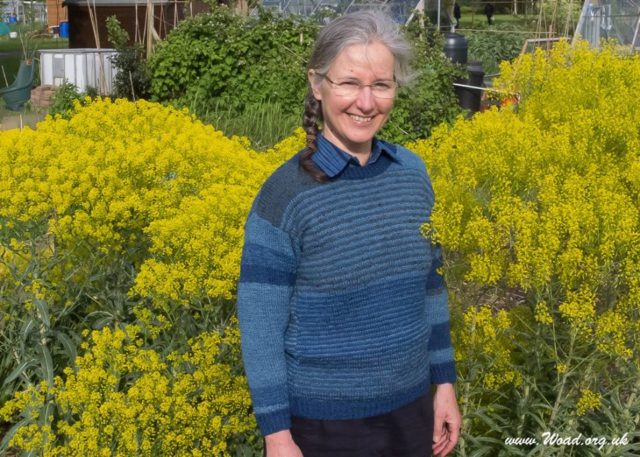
[
  {"x1": 106, "y1": 15, "x2": 129, "y2": 49},
  {"x1": 381, "y1": 16, "x2": 466, "y2": 143},
  {"x1": 148, "y1": 6, "x2": 316, "y2": 118},
  {"x1": 200, "y1": 100, "x2": 301, "y2": 151},
  {"x1": 48, "y1": 82, "x2": 84, "y2": 117},
  {"x1": 106, "y1": 16, "x2": 151, "y2": 100},
  {"x1": 466, "y1": 23, "x2": 525, "y2": 75}
]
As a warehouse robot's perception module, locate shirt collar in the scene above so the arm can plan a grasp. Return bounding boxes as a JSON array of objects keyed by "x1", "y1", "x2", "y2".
[{"x1": 312, "y1": 133, "x2": 400, "y2": 178}]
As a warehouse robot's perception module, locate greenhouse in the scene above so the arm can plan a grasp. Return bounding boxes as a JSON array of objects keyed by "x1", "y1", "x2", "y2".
[
  {"x1": 574, "y1": 0, "x2": 640, "y2": 48},
  {"x1": 259, "y1": 0, "x2": 441, "y2": 24}
]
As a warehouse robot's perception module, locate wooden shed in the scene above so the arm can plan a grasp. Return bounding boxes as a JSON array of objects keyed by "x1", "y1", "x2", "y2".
[
  {"x1": 47, "y1": 0, "x2": 67, "y2": 30},
  {"x1": 61, "y1": 0, "x2": 209, "y2": 48}
]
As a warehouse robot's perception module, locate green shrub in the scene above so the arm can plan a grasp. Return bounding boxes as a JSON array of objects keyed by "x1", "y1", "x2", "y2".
[
  {"x1": 106, "y1": 16, "x2": 151, "y2": 100},
  {"x1": 48, "y1": 82, "x2": 85, "y2": 118},
  {"x1": 148, "y1": 6, "x2": 316, "y2": 117},
  {"x1": 466, "y1": 23, "x2": 525, "y2": 75},
  {"x1": 381, "y1": 16, "x2": 465, "y2": 143}
]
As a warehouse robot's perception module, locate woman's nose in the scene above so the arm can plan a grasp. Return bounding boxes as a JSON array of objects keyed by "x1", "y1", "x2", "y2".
[{"x1": 355, "y1": 86, "x2": 375, "y2": 112}]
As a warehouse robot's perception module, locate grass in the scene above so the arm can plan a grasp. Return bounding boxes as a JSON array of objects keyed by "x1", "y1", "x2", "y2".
[
  {"x1": 457, "y1": 11, "x2": 540, "y2": 30},
  {"x1": 0, "y1": 36, "x2": 68, "y2": 53},
  {"x1": 198, "y1": 100, "x2": 301, "y2": 151}
]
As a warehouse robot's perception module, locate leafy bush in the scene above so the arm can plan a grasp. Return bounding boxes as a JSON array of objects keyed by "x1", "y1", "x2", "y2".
[
  {"x1": 48, "y1": 82, "x2": 84, "y2": 117},
  {"x1": 465, "y1": 23, "x2": 525, "y2": 75},
  {"x1": 106, "y1": 16, "x2": 151, "y2": 100},
  {"x1": 380, "y1": 16, "x2": 466, "y2": 143},
  {"x1": 148, "y1": 6, "x2": 316, "y2": 118},
  {"x1": 409, "y1": 40, "x2": 640, "y2": 454}
]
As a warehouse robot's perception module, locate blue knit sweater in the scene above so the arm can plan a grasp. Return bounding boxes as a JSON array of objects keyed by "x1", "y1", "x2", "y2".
[{"x1": 237, "y1": 134, "x2": 456, "y2": 436}]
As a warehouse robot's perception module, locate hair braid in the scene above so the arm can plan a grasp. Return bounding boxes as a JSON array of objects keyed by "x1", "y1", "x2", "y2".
[{"x1": 299, "y1": 89, "x2": 329, "y2": 182}]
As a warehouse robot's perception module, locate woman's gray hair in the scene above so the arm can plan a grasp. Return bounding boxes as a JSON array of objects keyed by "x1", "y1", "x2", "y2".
[
  {"x1": 309, "y1": 10, "x2": 414, "y2": 86},
  {"x1": 300, "y1": 10, "x2": 414, "y2": 183}
]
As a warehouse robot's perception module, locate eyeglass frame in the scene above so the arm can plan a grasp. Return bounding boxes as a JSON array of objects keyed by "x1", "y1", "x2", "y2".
[{"x1": 318, "y1": 73, "x2": 398, "y2": 99}]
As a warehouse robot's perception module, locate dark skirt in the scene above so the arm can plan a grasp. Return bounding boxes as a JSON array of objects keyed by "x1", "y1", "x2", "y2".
[{"x1": 264, "y1": 392, "x2": 434, "y2": 457}]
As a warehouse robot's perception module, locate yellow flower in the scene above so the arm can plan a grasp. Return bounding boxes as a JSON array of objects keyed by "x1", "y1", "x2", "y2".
[
  {"x1": 576, "y1": 388, "x2": 602, "y2": 416},
  {"x1": 534, "y1": 301, "x2": 554, "y2": 326}
]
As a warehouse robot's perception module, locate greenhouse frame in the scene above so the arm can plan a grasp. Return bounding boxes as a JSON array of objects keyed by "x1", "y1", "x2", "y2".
[{"x1": 574, "y1": 0, "x2": 640, "y2": 48}]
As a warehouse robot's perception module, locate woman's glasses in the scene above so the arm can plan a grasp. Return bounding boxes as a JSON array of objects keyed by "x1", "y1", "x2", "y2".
[{"x1": 322, "y1": 74, "x2": 397, "y2": 99}]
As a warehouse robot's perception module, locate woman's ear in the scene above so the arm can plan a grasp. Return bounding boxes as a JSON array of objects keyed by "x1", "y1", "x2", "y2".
[{"x1": 308, "y1": 69, "x2": 323, "y2": 101}]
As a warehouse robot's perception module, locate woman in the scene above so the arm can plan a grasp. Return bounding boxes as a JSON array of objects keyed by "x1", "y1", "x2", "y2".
[{"x1": 237, "y1": 10, "x2": 461, "y2": 457}]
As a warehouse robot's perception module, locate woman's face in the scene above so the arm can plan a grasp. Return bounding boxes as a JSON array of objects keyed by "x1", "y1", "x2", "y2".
[{"x1": 309, "y1": 41, "x2": 395, "y2": 156}]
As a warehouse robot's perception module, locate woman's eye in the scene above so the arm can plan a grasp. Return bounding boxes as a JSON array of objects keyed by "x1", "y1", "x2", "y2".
[
  {"x1": 373, "y1": 82, "x2": 393, "y2": 90},
  {"x1": 338, "y1": 81, "x2": 360, "y2": 88}
]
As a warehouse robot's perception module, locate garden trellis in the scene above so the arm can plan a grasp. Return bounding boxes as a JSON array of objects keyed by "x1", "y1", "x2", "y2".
[{"x1": 574, "y1": 0, "x2": 640, "y2": 48}]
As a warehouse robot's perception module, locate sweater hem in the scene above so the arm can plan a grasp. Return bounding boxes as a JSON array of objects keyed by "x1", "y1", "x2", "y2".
[{"x1": 289, "y1": 378, "x2": 430, "y2": 420}]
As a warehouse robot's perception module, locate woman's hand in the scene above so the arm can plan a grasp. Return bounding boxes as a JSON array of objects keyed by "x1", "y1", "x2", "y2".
[
  {"x1": 265, "y1": 430, "x2": 304, "y2": 457},
  {"x1": 432, "y1": 383, "x2": 461, "y2": 457}
]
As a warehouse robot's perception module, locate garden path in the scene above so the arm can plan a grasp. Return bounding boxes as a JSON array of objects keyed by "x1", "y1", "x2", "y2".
[{"x1": 0, "y1": 111, "x2": 46, "y2": 130}]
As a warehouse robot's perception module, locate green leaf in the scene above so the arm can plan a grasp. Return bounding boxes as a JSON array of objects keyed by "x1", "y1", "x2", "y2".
[
  {"x1": 34, "y1": 298, "x2": 50, "y2": 329},
  {"x1": 40, "y1": 345, "x2": 54, "y2": 387},
  {"x1": 22, "y1": 318, "x2": 36, "y2": 344},
  {"x1": 51, "y1": 330, "x2": 77, "y2": 362},
  {"x1": 2, "y1": 359, "x2": 37, "y2": 387}
]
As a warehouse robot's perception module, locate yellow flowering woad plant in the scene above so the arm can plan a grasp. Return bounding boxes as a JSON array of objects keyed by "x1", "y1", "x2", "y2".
[
  {"x1": 0, "y1": 99, "x2": 294, "y2": 455},
  {"x1": 411, "y1": 40, "x2": 640, "y2": 455},
  {"x1": 0, "y1": 324, "x2": 254, "y2": 456}
]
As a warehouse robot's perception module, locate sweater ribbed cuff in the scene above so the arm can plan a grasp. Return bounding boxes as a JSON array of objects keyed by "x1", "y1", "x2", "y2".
[
  {"x1": 257, "y1": 409, "x2": 292, "y2": 437},
  {"x1": 430, "y1": 361, "x2": 457, "y2": 384}
]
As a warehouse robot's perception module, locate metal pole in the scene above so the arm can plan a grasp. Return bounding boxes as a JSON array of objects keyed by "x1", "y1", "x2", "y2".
[
  {"x1": 453, "y1": 82, "x2": 518, "y2": 95},
  {"x1": 437, "y1": 0, "x2": 441, "y2": 29}
]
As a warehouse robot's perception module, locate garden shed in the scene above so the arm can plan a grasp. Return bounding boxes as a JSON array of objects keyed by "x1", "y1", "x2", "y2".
[
  {"x1": 61, "y1": 0, "x2": 209, "y2": 48},
  {"x1": 47, "y1": 0, "x2": 67, "y2": 30}
]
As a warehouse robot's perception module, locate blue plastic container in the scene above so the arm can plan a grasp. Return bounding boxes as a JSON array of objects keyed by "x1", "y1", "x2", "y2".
[
  {"x1": 8, "y1": 15, "x2": 17, "y2": 23},
  {"x1": 59, "y1": 21, "x2": 69, "y2": 38}
]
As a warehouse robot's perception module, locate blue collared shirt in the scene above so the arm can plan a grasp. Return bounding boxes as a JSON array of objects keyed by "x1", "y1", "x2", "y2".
[{"x1": 312, "y1": 133, "x2": 400, "y2": 178}]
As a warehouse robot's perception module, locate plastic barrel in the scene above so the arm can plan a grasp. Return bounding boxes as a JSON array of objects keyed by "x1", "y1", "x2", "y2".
[
  {"x1": 59, "y1": 21, "x2": 69, "y2": 38},
  {"x1": 443, "y1": 32, "x2": 468, "y2": 65},
  {"x1": 457, "y1": 61, "x2": 485, "y2": 114},
  {"x1": 8, "y1": 15, "x2": 17, "y2": 24}
]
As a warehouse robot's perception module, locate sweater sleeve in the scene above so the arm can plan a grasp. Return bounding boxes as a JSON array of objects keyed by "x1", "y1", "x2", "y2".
[
  {"x1": 237, "y1": 209, "x2": 297, "y2": 436},
  {"x1": 425, "y1": 243, "x2": 457, "y2": 384}
]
